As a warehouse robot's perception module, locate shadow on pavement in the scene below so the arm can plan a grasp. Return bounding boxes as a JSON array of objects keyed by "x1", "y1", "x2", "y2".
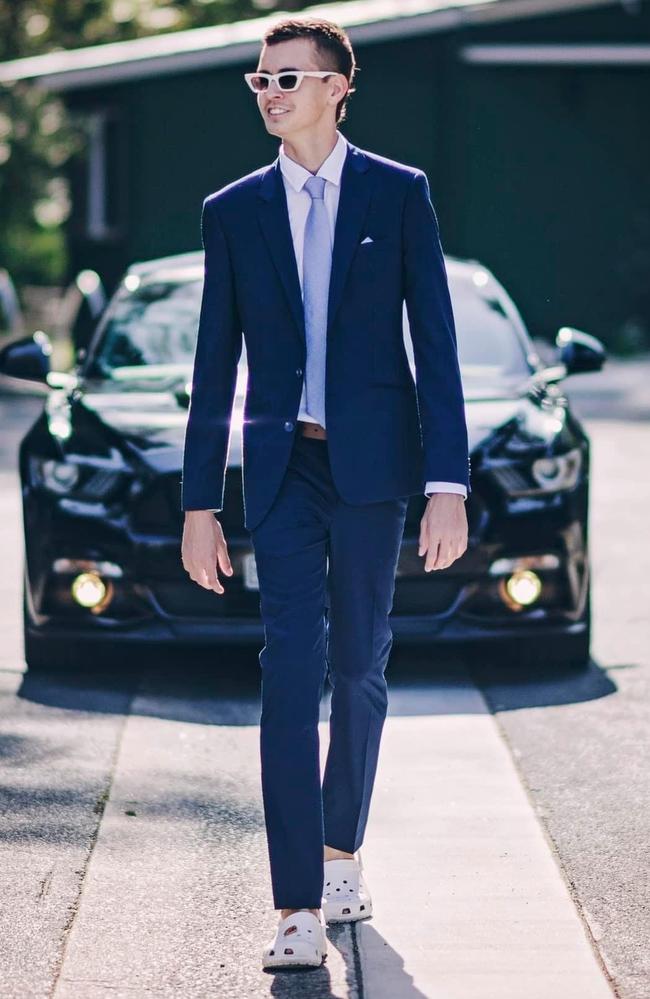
[
  {"x1": 15, "y1": 639, "x2": 618, "y2": 723},
  {"x1": 387, "y1": 644, "x2": 618, "y2": 713}
]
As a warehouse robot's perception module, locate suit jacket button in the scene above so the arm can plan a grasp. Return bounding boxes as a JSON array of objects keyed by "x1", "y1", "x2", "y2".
[
  {"x1": 284, "y1": 421, "x2": 294, "y2": 432},
  {"x1": 296, "y1": 368, "x2": 303, "y2": 377}
]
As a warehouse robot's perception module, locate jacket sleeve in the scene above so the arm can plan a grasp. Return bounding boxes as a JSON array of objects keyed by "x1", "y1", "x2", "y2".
[
  {"x1": 180, "y1": 196, "x2": 243, "y2": 511},
  {"x1": 402, "y1": 171, "x2": 471, "y2": 494}
]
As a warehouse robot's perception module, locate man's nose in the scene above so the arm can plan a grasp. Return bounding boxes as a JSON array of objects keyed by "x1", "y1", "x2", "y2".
[{"x1": 267, "y1": 78, "x2": 284, "y2": 97}]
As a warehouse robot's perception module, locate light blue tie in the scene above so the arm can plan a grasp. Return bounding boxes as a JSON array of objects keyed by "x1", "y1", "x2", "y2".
[{"x1": 302, "y1": 174, "x2": 332, "y2": 428}]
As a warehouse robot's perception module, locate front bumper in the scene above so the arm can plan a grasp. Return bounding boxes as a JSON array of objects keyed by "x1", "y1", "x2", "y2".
[
  {"x1": 25, "y1": 546, "x2": 589, "y2": 650},
  {"x1": 24, "y1": 480, "x2": 590, "y2": 651},
  {"x1": 24, "y1": 606, "x2": 589, "y2": 649}
]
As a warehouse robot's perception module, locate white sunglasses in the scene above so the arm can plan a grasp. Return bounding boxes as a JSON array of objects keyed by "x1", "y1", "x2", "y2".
[{"x1": 244, "y1": 70, "x2": 337, "y2": 93}]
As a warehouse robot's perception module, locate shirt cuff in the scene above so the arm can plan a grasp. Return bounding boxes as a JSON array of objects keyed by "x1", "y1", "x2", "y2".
[{"x1": 424, "y1": 481, "x2": 467, "y2": 500}]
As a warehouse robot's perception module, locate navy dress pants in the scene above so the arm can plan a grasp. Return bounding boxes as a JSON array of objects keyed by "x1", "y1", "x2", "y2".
[{"x1": 250, "y1": 433, "x2": 409, "y2": 910}]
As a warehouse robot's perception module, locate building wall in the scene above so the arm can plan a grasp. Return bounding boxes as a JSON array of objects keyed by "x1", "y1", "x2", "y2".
[
  {"x1": 446, "y1": 1, "x2": 650, "y2": 346},
  {"x1": 65, "y1": 1, "x2": 650, "y2": 350}
]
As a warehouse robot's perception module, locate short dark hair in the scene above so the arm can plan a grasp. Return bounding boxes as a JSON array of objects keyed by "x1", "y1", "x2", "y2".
[{"x1": 261, "y1": 16, "x2": 358, "y2": 124}]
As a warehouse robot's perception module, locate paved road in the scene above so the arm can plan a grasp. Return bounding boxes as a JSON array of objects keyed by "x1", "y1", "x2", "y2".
[{"x1": 0, "y1": 358, "x2": 647, "y2": 998}]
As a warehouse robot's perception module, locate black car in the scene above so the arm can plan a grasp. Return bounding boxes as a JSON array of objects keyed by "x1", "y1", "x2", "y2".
[{"x1": 1, "y1": 251, "x2": 605, "y2": 671}]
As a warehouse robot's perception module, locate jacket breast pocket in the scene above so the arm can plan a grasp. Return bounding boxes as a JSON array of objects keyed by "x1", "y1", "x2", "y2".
[
  {"x1": 349, "y1": 235, "x2": 400, "y2": 290},
  {"x1": 356, "y1": 233, "x2": 398, "y2": 252},
  {"x1": 357, "y1": 232, "x2": 399, "y2": 253}
]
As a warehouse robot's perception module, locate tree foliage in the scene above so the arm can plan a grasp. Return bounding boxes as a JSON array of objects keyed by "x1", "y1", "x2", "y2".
[{"x1": 0, "y1": 0, "x2": 326, "y2": 284}]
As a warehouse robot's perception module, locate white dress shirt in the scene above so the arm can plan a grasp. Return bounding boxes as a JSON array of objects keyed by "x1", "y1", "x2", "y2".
[{"x1": 278, "y1": 130, "x2": 467, "y2": 501}]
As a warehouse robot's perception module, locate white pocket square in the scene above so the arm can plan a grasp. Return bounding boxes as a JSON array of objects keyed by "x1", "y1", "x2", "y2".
[{"x1": 360, "y1": 235, "x2": 374, "y2": 244}]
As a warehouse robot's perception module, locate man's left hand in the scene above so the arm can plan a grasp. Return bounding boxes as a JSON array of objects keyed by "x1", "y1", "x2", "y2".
[{"x1": 418, "y1": 493, "x2": 468, "y2": 572}]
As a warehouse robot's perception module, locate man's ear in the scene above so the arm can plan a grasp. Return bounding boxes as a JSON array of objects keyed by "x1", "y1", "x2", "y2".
[{"x1": 330, "y1": 74, "x2": 348, "y2": 101}]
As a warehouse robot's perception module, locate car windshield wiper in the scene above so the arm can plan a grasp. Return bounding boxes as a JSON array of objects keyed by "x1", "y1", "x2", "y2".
[
  {"x1": 516, "y1": 363, "x2": 568, "y2": 395},
  {"x1": 107, "y1": 364, "x2": 193, "y2": 382}
]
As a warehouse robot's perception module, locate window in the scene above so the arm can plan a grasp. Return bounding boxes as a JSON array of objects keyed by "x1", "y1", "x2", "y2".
[{"x1": 75, "y1": 107, "x2": 127, "y2": 241}]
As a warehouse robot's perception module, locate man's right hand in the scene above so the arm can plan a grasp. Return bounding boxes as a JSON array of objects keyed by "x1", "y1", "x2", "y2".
[{"x1": 181, "y1": 511, "x2": 233, "y2": 595}]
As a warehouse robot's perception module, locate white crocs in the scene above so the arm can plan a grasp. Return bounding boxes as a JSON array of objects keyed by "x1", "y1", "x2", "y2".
[
  {"x1": 322, "y1": 852, "x2": 373, "y2": 923},
  {"x1": 262, "y1": 909, "x2": 328, "y2": 969}
]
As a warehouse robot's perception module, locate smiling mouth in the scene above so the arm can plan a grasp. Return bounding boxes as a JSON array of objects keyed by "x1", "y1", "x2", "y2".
[{"x1": 267, "y1": 108, "x2": 291, "y2": 117}]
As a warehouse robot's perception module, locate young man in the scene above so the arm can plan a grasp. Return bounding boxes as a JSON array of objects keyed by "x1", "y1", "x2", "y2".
[{"x1": 181, "y1": 16, "x2": 470, "y2": 970}]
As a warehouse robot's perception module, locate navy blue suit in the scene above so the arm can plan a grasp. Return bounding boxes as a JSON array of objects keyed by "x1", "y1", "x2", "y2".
[
  {"x1": 181, "y1": 139, "x2": 470, "y2": 909},
  {"x1": 181, "y1": 139, "x2": 470, "y2": 526}
]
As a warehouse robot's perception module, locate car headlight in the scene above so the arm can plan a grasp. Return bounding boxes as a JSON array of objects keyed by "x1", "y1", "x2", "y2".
[
  {"x1": 31, "y1": 458, "x2": 81, "y2": 494},
  {"x1": 531, "y1": 447, "x2": 582, "y2": 491},
  {"x1": 29, "y1": 457, "x2": 125, "y2": 499}
]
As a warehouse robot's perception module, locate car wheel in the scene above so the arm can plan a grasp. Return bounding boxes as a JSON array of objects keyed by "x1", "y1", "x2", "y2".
[
  {"x1": 499, "y1": 587, "x2": 592, "y2": 672},
  {"x1": 545, "y1": 583, "x2": 592, "y2": 671},
  {"x1": 535, "y1": 627, "x2": 591, "y2": 671}
]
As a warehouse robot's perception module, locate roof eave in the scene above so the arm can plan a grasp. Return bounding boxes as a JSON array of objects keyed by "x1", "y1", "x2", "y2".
[{"x1": 0, "y1": 0, "x2": 618, "y2": 92}]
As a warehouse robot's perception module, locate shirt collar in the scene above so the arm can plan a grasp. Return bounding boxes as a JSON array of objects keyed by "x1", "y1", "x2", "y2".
[{"x1": 279, "y1": 130, "x2": 348, "y2": 193}]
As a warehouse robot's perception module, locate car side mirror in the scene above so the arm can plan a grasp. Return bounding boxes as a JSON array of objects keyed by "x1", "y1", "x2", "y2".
[
  {"x1": 0, "y1": 331, "x2": 52, "y2": 383},
  {"x1": 556, "y1": 326, "x2": 606, "y2": 375}
]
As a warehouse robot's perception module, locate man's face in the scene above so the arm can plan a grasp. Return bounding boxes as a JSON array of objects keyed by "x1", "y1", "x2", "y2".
[{"x1": 255, "y1": 38, "x2": 347, "y2": 140}]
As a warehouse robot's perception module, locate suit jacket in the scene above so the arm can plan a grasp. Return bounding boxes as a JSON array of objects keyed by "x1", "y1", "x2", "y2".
[{"x1": 180, "y1": 138, "x2": 471, "y2": 532}]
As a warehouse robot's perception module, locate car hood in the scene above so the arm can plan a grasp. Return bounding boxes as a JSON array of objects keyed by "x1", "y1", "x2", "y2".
[{"x1": 55, "y1": 377, "x2": 565, "y2": 476}]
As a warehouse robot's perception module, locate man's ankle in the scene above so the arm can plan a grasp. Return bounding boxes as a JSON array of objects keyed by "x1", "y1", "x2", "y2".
[
  {"x1": 280, "y1": 907, "x2": 320, "y2": 919},
  {"x1": 324, "y1": 845, "x2": 355, "y2": 861}
]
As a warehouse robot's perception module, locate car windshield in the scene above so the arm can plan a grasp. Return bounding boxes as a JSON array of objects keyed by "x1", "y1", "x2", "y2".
[
  {"x1": 87, "y1": 269, "x2": 203, "y2": 383},
  {"x1": 426, "y1": 266, "x2": 532, "y2": 392},
  {"x1": 88, "y1": 263, "x2": 532, "y2": 392}
]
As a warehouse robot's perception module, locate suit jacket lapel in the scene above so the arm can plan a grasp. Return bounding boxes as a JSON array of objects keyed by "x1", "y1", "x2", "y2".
[
  {"x1": 257, "y1": 159, "x2": 305, "y2": 341},
  {"x1": 256, "y1": 140, "x2": 373, "y2": 345},
  {"x1": 327, "y1": 141, "x2": 373, "y2": 335}
]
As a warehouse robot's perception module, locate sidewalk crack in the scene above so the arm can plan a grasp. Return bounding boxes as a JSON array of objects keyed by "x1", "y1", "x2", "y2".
[{"x1": 48, "y1": 681, "x2": 139, "y2": 998}]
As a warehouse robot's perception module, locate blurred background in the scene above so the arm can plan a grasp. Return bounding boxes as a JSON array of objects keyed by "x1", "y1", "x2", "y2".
[{"x1": 0, "y1": 0, "x2": 648, "y2": 370}]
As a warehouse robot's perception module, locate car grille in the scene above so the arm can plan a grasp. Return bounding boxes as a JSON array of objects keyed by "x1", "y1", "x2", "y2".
[
  {"x1": 392, "y1": 577, "x2": 461, "y2": 615},
  {"x1": 131, "y1": 467, "x2": 245, "y2": 533},
  {"x1": 149, "y1": 576, "x2": 459, "y2": 620},
  {"x1": 150, "y1": 578, "x2": 260, "y2": 618},
  {"x1": 133, "y1": 474, "x2": 466, "y2": 620}
]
